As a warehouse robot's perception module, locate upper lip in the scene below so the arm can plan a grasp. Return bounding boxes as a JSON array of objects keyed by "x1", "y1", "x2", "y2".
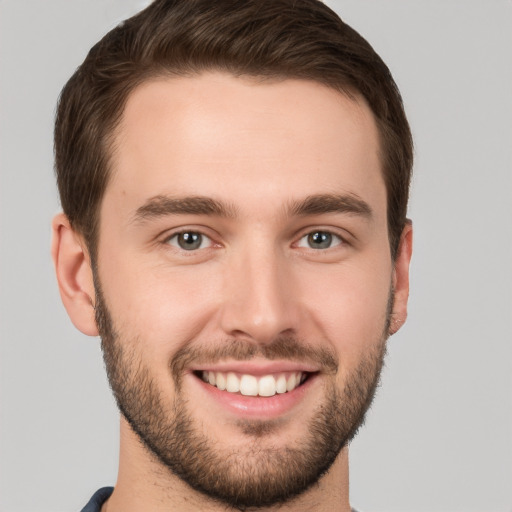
[{"x1": 189, "y1": 359, "x2": 320, "y2": 376}]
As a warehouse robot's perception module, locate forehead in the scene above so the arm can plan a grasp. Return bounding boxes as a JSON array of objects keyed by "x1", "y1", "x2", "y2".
[{"x1": 106, "y1": 72, "x2": 385, "y2": 221}]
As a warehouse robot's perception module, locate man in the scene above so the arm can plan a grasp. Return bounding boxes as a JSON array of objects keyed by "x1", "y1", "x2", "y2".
[{"x1": 51, "y1": 0, "x2": 413, "y2": 510}]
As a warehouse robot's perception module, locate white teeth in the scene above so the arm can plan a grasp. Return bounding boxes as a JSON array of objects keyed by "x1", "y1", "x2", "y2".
[
  {"x1": 216, "y1": 372, "x2": 226, "y2": 391},
  {"x1": 226, "y1": 372, "x2": 240, "y2": 393},
  {"x1": 240, "y1": 375, "x2": 259, "y2": 396},
  {"x1": 276, "y1": 374, "x2": 287, "y2": 394},
  {"x1": 258, "y1": 375, "x2": 277, "y2": 397},
  {"x1": 200, "y1": 370, "x2": 306, "y2": 397},
  {"x1": 286, "y1": 373, "x2": 297, "y2": 392}
]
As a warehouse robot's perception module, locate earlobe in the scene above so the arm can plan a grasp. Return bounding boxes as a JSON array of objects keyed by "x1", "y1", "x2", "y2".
[
  {"x1": 389, "y1": 221, "x2": 413, "y2": 335},
  {"x1": 51, "y1": 213, "x2": 99, "y2": 336}
]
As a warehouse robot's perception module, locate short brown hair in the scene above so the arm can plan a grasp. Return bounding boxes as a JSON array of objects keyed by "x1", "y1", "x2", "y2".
[{"x1": 54, "y1": 0, "x2": 413, "y2": 260}]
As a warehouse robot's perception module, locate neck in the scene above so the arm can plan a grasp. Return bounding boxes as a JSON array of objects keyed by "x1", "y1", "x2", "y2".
[{"x1": 103, "y1": 417, "x2": 352, "y2": 512}]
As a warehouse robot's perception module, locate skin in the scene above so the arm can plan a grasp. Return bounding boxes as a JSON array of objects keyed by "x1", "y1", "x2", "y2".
[{"x1": 52, "y1": 72, "x2": 412, "y2": 511}]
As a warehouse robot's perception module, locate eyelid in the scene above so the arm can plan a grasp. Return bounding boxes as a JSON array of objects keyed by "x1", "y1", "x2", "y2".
[
  {"x1": 293, "y1": 226, "x2": 350, "y2": 248},
  {"x1": 296, "y1": 231, "x2": 343, "y2": 250},
  {"x1": 160, "y1": 226, "x2": 220, "y2": 251},
  {"x1": 167, "y1": 232, "x2": 211, "y2": 250}
]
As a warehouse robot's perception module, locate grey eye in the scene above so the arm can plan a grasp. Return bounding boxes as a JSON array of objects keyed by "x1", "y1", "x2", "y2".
[
  {"x1": 308, "y1": 231, "x2": 332, "y2": 249},
  {"x1": 168, "y1": 231, "x2": 208, "y2": 250},
  {"x1": 297, "y1": 231, "x2": 342, "y2": 250}
]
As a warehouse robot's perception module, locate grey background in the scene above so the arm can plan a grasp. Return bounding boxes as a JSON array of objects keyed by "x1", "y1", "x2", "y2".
[{"x1": 1, "y1": 1, "x2": 510, "y2": 511}]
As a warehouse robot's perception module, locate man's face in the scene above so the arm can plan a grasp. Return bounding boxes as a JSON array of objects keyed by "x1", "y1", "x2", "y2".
[{"x1": 94, "y1": 73, "x2": 399, "y2": 508}]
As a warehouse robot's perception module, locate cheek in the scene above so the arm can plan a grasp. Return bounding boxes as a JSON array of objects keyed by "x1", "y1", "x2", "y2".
[
  {"x1": 299, "y1": 257, "x2": 392, "y2": 361},
  {"x1": 98, "y1": 253, "x2": 224, "y2": 356}
]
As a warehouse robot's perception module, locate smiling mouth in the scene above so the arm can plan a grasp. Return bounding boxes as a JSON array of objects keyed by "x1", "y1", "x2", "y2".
[{"x1": 195, "y1": 370, "x2": 310, "y2": 397}]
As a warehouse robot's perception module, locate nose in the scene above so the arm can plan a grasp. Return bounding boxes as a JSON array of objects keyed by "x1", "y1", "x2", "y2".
[{"x1": 219, "y1": 243, "x2": 301, "y2": 344}]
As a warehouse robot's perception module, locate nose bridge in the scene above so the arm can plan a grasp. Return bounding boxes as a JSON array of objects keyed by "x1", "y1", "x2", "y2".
[{"x1": 220, "y1": 237, "x2": 298, "y2": 343}]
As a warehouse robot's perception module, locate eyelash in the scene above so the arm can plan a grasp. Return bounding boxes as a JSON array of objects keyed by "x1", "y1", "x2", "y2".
[
  {"x1": 295, "y1": 230, "x2": 345, "y2": 250},
  {"x1": 164, "y1": 230, "x2": 216, "y2": 251}
]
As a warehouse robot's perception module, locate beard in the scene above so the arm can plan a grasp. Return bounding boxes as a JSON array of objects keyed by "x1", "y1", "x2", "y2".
[{"x1": 95, "y1": 282, "x2": 390, "y2": 510}]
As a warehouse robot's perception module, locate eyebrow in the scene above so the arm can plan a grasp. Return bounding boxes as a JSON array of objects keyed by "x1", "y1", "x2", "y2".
[
  {"x1": 132, "y1": 195, "x2": 238, "y2": 223},
  {"x1": 132, "y1": 192, "x2": 373, "y2": 224},
  {"x1": 289, "y1": 193, "x2": 373, "y2": 219}
]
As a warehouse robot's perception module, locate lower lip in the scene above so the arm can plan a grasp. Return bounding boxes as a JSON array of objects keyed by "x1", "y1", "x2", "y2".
[{"x1": 190, "y1": 373, "x2": 318, "y2": 419}]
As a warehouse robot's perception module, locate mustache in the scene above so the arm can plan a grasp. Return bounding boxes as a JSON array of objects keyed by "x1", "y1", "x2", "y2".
[{"x1": 170, "y1": 336, "x2": 338, "y2": 380}]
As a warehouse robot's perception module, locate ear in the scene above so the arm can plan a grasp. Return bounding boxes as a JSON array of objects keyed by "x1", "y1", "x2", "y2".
[
  {"x1": 389, "y1": 221, "x2": 413, "y2": 335},
  {"x1": 51, "y1": 213, "x2": 98, "y2": 336}
]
